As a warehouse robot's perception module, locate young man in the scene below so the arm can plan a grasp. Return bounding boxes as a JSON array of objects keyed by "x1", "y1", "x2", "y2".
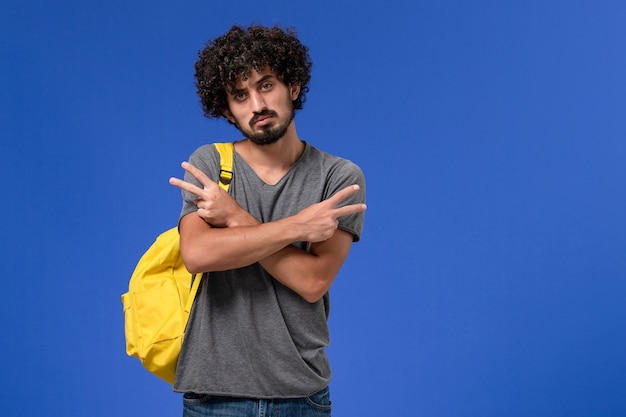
[{"x1": 169, "y1": 24, "x2": 366, "y2": 416}]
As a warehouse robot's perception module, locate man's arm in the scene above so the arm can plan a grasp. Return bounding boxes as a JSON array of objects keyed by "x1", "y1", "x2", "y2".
[
  {"x1": 177, "y1": 210, "x2": 297, "y2": 273},
  {"x1": 179, "y1": 213, "x2": 354, "y2": 302},
  {"x1": 170, "y1": 162, "x2": 365, "y2": 302},
  {"x1": 260, "y1": 229, "x2": 355, "y2": 302}
]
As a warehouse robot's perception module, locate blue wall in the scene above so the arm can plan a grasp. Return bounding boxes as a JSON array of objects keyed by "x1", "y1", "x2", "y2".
[{"x1": 2, "y1": 1, "x2": 625, "y2": 415}]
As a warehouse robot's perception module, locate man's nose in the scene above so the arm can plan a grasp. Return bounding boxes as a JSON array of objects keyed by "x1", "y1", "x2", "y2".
[{"x1": 249, "y1": 91, "x2": 266, "y2": 112}]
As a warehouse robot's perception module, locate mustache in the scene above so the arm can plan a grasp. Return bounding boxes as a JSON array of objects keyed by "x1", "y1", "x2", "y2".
[{"x1": 249, "y1": 110, "x2": 278, "y2": 127}]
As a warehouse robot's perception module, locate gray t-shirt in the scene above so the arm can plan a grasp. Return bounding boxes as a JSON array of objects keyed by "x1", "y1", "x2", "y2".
[{"x1": 173, "y1": 142, "x2": 365, "y2": 398}]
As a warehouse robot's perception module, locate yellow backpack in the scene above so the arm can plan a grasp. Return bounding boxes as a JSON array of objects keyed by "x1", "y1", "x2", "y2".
[{"x1": 121, "y1": 142, "x2": 233, "y2": 385}]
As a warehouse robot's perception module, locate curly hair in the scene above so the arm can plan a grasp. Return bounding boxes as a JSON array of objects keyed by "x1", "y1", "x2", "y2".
[{"x1": 194, "y1": 25, "x2": 313, "y2": 119}]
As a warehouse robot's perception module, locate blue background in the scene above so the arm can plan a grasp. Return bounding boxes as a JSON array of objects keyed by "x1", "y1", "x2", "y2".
[{"x1": 2, "y1": 1, "x2": 625, "y2": 416}]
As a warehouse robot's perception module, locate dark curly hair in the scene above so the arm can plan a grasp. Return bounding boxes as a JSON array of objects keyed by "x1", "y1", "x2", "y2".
[{"x1": 194, "y1": 24, "x2": 312, "y2": 120}]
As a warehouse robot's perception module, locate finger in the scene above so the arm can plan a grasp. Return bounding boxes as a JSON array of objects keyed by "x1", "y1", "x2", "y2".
[
  {"x1": 326, "y1": 184, "x2": 361, "y2": 207},
  {"x1": 194, "y1": 199, "x2": 207, "y2": 210},
  {"x1": 181, "y1": 162, "x2": 218, "y2": 189},
  {"x1": 334, "y1": 202, "x2": 367, "y2": 219},
  {"x1": 169, "y1": 176, "x2": 204, "y2": 197}
]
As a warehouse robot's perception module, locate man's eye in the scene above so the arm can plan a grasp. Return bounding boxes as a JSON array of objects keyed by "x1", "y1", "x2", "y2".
[
  {"x1": 234, "y1": 92, "x2": 247, "y2": 100},
  {"x1": 261, "y1": 83, "x2": 272, "y2": 90}
]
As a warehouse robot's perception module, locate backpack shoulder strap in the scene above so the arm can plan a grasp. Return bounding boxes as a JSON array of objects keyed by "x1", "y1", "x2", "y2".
[
  {"x1": 184, "y1": 142, "x2": 234, "y2": 313},
  {"x1": 214, "y1": 142, "x2": 234, "y2": 191}
]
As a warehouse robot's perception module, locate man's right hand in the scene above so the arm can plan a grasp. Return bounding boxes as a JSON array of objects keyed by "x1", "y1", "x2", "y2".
[{"x1": 169, "y1": 161, "x2": 253, "y2": 228}]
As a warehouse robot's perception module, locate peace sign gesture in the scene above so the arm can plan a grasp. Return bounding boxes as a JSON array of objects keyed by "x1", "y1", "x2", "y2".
[
  {"x1": 288, "y1": 184, "x2": 367, "y2": 243},
  {"x1": 169, "y1": 162, "x2": 245, "y2": 228}
]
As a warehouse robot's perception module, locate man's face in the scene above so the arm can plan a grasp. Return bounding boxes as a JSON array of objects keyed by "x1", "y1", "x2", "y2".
[{"x1": 224, "y1": 66, "x2": 300, "y2": 145}]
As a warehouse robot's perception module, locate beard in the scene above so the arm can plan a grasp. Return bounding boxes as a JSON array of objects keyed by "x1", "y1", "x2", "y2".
[{"x1": 233, "y1": 105, "x2": 295, "y2": 146}]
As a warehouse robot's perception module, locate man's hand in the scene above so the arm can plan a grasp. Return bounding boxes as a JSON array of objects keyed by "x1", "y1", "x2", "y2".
[
  {"x1": 287, "y1": 184, "x2": 367, "y2": 243},
  {"x1": 169, "y1": 162, "x2": 250, "y2": 228}
]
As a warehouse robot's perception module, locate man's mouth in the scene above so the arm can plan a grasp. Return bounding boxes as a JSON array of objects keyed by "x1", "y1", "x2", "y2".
[
  {"x1": 250, "y1": 111, "x2": 277, "y2": 127},
  {"x1": 255, "y1": 115, "x2": 271, "y2": 125}
]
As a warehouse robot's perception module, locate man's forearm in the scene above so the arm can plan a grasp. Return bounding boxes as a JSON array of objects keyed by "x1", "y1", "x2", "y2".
[
  {"x1": 179, "y1": 212, "x2": 297, "y2": 273},
  {"x1": 182, "y1": 206, "x2": 354, "y2": 303},
  {"x1": 258, "y1": 230, "x2": 354, "y2": 302}
]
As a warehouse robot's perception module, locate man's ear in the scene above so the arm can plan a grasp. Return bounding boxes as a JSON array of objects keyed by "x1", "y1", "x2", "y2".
[
  {"x1": 223, "y1": 109, "x2": 235, "y2": 124},
  {"x1": 290, "y1": 83, "x2": 301, "y2": 101}
]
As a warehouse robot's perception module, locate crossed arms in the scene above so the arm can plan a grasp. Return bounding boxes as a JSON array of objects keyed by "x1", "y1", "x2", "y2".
[{"x1": 169, "y1": 162, "x2": 367, "y2": 303}]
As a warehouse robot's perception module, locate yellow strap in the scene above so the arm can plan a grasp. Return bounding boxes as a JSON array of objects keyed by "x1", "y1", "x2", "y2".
[
  {"x1": 214, "y1": 142, "x2": 234, "y2": 191},
  {"x1": 184, "y1": 142, "x2": 234, "y2": 313},
  {"x1": 184, "y1": 273, "x2": 202, "y2": 313}
]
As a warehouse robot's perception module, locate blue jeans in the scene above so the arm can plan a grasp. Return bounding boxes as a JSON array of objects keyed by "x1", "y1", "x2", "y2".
[{"x1": 182, "y1": 386, "x2": 331, "y2": 417}]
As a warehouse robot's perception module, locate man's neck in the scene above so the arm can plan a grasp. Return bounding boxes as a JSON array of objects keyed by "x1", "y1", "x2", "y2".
[{"x1": 234, "y1": 122, "x2": 305, "y2": 185}]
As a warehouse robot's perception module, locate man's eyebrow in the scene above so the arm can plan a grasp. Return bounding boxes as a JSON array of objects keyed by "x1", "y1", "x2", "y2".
[
  {"x1": 228, "y1": 86, "x2": 245, "y2": 95},
  {"x1": 255, "y1": 74, "x2": 275, "y2": 85},
  {"x1": 227, "y1": 73, "x2": 276, "y2": 95}
]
